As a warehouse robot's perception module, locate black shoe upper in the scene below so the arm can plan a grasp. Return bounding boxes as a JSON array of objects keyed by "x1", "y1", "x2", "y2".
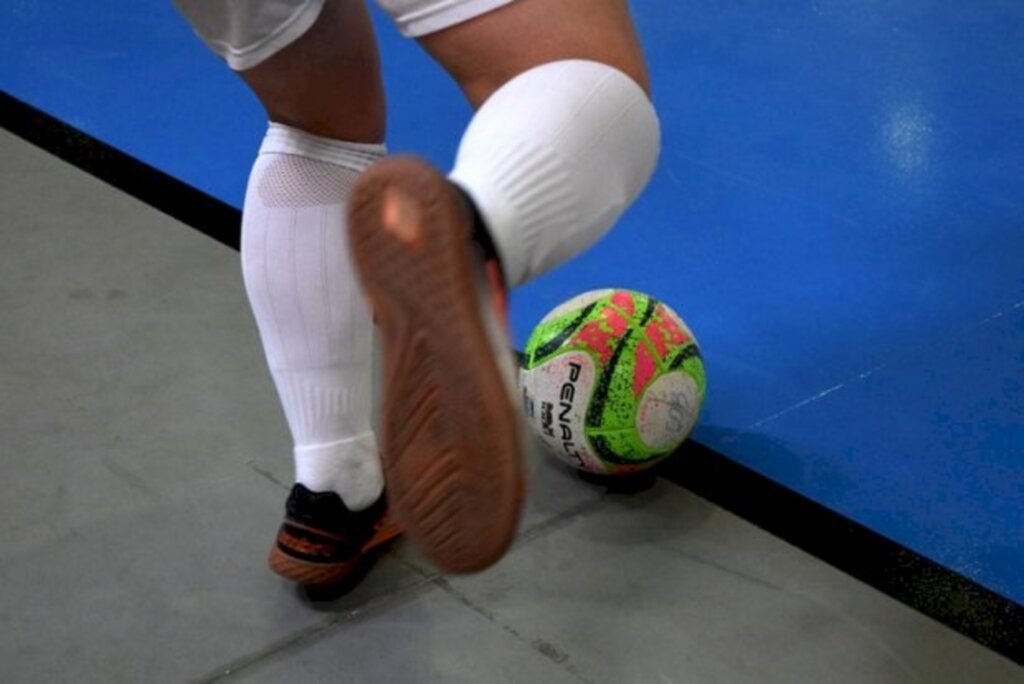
[{"x1": 284, "y1": 483, "x2": 387, "y2": 542}]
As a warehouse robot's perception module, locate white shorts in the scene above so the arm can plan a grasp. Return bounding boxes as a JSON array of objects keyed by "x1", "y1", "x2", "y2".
[{"x1": 173, "y1": 0, "x2": 516, "y2": 70}]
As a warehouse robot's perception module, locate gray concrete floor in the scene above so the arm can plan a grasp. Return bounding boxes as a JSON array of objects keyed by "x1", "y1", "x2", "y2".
[{"x1": 1, "y1": 129, "x2": 1019, "y2": 683}]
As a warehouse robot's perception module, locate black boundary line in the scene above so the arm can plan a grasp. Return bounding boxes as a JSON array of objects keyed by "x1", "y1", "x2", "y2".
[
  {"x1": 659, "y1": 443, "x2": 1023, "y2": 664},
  {"x1": 3, "y1": 90, "x2": 1022, "y2": 666},
  {"x1": 1, "y1": 91, "x2": 241, "y2": 250}
]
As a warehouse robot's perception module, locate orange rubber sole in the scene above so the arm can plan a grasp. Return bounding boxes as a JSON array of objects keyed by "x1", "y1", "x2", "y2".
[
  {"x1": 268, "y1": 518, "x2": 403, "y2": 587},
  {"x1": 347, "y1": 156, "x2": 525, "y2": 574}
]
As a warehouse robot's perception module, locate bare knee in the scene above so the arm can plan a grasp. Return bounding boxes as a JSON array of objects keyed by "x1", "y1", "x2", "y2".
[
  {"x1": 417, "y1": 0, "x2": 650, "y2": 108},
  {"x1": 239, "y1": 0, "x2": 387, "y2": 142}
]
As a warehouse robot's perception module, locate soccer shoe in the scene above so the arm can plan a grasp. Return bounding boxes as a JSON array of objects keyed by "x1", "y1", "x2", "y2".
[
  {"x1": 268, "y1": 484, "x2": 401, "y2": 588},
  {"x1": 347, "y1": 155, "x2": 526, "y2": 574}
]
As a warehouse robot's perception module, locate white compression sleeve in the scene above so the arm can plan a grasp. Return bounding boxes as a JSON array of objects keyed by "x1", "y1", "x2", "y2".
[
  {"x1": 449, "y1": 59, "x2": 660, "y2": 287},
  {"x1": 241, "y1": 123, "x2": 385, "y2": 511}
]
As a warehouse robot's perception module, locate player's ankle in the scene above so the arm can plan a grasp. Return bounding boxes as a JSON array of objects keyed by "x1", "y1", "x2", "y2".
[{"x1": 452, "y1": 182, "x2": 506, "y2": 284}]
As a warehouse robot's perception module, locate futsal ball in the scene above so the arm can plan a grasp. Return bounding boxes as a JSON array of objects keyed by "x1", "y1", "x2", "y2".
[{"x1": 519, "y1": 289, "x2": 705, "y2": 475}]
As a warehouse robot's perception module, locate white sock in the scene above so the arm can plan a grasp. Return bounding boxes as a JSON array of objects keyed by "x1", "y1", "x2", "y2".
[
  {"x1": 449, "y1": 60, "x2": 660, "y2": 287},
  {"x1": 241, "y1": 123, "x2": 385, "y2": 511}
]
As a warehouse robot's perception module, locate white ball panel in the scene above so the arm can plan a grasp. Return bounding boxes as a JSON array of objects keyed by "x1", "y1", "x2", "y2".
[
  {"x1": 635, "y1": 371, "x2": 701, "y2": 450},
  {"x1": 538, "y1": 289, "x2": 614, "y2": 326},
  {"x1": 519, "y1": 352, "x2": 605, "y2": 473}
]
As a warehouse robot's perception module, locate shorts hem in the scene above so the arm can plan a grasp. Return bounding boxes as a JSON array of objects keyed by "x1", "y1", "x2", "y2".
[
  {"x1": 210, "y1": 0, "x2": 326, "y2": 71},
  {"x1": 392, "y1": 0, "x2": 515, "y2": 37}
]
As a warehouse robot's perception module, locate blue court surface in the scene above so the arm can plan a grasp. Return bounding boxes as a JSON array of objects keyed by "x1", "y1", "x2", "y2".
[{"x1": 3, "y1": 0, "x2": 1022, "y2": 652}]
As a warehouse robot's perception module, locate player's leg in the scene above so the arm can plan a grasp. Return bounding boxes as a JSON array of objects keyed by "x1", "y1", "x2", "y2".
[
  {"x1": 350, "y1": 0, "x2": 659, "y2": 573},
  {"x1": 415, "y1": 0, "x2": 649, "y2": 107},
  {"x1": 235, "y1": 0, "x2": 386, "y2": 142},
  {"x1": 425, "y1": 0, "x2": 659, "y2": 287},
  {"x1": 172, "y1": 0, "x2": 397, "y2": 586}
]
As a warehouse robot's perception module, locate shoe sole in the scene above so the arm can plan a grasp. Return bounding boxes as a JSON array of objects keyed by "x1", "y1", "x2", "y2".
[
  {"x1": 268, "y1": 518, "x2": 402, "y2": 587},
  {"x1": 348, "y1": 156, "x2": 525, "y2": 573}
]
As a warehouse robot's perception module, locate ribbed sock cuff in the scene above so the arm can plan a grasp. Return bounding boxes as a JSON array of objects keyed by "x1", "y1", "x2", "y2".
[{"x1": 260, "y1": 122, "x2": 385, "y2": 171}]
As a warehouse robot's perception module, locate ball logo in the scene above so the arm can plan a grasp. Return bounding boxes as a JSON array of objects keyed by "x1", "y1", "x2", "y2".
[
  {"x1": 666, "y1": 390, "x2": 694, "y2": 435},
  {"x1": 557, "y1": 362, "x2": 585, "y2": 469},
  {"x1": 540, "y1": 401, "x2": 554, "y2": 438},
  {"x1": 535, "y1": 360, "x2": 585, "y2": 469}
]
